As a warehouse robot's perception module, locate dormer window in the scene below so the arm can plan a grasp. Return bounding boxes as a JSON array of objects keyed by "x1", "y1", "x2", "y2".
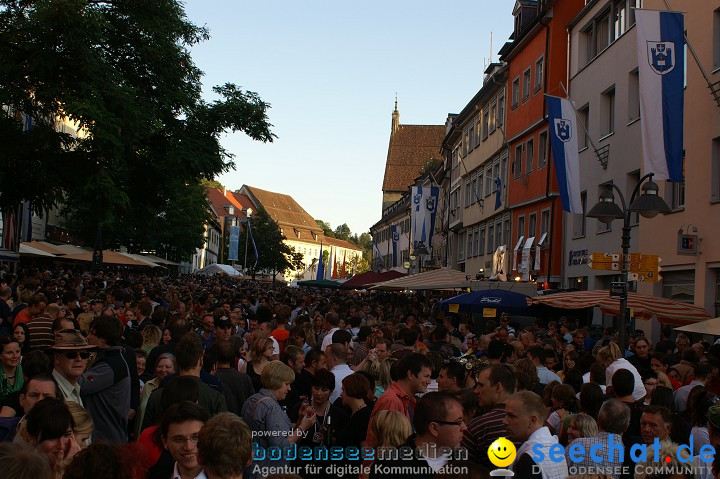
[
  {"x1": 312, "y1": 232, "x2": 318, "y2": 241},
  {"x1": 293, "y1": 228, "x2": 300, "y2": 239}
]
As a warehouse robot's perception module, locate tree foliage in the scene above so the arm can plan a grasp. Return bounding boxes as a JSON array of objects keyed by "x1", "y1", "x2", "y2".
[
  {"x1": 333, "y1": 223, "x2": 351, "y2": 241},
  {"x1": 240, "y1": 207, "x2": 304, "y2": 277},
  {"x1": 0, "y1": 0, "x2": 275, "y2": 259},
  {"x1": 315, "y1": 219, "x2": 334, "y2": 238}
]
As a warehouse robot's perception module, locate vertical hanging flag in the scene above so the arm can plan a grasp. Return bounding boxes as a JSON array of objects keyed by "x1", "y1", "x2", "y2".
[
  {"x1": 341, "y1": 251, "x2": 347, "y2": 278},
  {"x1": 546, "y1": 95, "x2": 583, "y2": 213},
  {"x1": 316, "y1": 242, "x2": 324, "y2": 280},
  {"x1": 390, "y1": 224, "x2": 399, "y2": 267},
  {"x1": 228, "y1": 225, "x2": 240, "y2": 261},
  {"x1": 331, "y1": 248, "x2": 338, "y2": 279},
  {"x1": 494, "y1": 177, "x2": 502, "y2": 210},
  {"x1": 372, "y1": 239, "x2": 383, "y2": 270},
  {"x1": 410, "y1": 186, "x2": 439, "y2": 255},
  {"x1": 635, "y1": 9, "x2": 684, "y2": 182}
]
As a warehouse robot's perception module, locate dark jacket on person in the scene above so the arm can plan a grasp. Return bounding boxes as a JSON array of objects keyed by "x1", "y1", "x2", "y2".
[
  {"x1": 215, "y1": 367, "x2": 255, "y2": 414},
  {"x1": 142, "y1": 375, "x2": 227, "y2": 430},
  {"x1": 80, "y1": 346, "x2": 131, "y2": 443}
]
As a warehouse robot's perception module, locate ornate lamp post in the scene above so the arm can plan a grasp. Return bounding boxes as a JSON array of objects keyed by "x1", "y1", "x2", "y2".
[{"x1": 586, "y1": 173, "x2": 670, "y2": 351}]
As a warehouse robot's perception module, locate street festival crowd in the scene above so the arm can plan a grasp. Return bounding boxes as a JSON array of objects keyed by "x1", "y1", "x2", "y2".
[{"x1": 2, "y1": 268, "x2": 720, "y2": 478}]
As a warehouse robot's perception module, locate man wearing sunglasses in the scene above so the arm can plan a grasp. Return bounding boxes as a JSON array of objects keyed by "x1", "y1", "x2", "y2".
[{"x1": 51, "y1": 329, "x2": 97, "y2": 407}]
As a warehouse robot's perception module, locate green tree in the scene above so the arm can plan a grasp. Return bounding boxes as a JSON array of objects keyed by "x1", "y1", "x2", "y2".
[
  {"x1": 240, "y1": 207, "x2": 304, "y2": 279},
  {"x1": 0, "y1": 0, "x2": 275, "y2": 259},
  {"x1": 315, "y1": 220, "x2": 334, "y2": 238},
  {"x1": 333, "y1": 223, "x2": 351, "y2": 241}
]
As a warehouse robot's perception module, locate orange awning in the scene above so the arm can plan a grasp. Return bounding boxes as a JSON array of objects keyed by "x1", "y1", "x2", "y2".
[
  {"x1": 60, "y1": 250, "x2": 154, "y2": 267},
  {"x1": 530, "y1": 290, "x2": 711, "y2": 325}
]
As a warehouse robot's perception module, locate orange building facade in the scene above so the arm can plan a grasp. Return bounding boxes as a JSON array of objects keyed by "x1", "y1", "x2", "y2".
[{"x1": 501, "y1": 0, "x2": 584, "y2": 286}]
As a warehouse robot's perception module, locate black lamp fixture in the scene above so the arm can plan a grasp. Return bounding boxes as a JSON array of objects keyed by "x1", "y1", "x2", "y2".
[
  {"x1": 476, "y1": 268, "x2": 485, "y2": 280},
  {"x1": 585, "y1": 172, "x2": 671, "y2": 353}
]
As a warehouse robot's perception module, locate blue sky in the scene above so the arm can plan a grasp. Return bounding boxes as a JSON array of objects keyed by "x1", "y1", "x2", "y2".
[{"x1": 183, "y1": 0, "x2": 514, "y2": 236}]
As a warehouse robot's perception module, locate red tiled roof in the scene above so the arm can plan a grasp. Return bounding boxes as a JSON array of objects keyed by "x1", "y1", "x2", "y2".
[
  {"x1": 322, "y1": 236, "x2": 362, "y2": 251},
  {"x1": 243, "y1": 185, "x2": 323, "y2": 234},
  {"x1": 382, "y1": 125, "x2": 445, "y2": 193},
  {"x1": 205, "y1": 188, "x2": 252, "y2": 221}
]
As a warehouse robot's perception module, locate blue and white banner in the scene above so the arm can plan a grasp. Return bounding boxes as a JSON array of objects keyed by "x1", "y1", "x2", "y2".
[
  {"x1": 546, "y1": 95, "x2": 583, "y2": 214},
  {"x1": 494, "y1": 177, "x2": 502, "y2": 210},
  {"x1": 372, "y1": 240, "x2": 382, "y2": 270},
  {"x1": 390, "y1": 224, "x2": 399, "y2": 267},
  {"x1": 635, "y1": 10, "x2": 684, "y2": 182},
  {"x1": 316, "y1": 242, "x2": 324, "y2": 280},
  {"x1": 411, "y1": 186, "x2": 439, "y2": 255},
  {"x1": 228, "y1": 225, "x2": 240, "y2": 261}
]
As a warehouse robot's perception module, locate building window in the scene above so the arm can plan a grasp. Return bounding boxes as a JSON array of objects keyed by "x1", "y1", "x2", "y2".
[
  {"x1": 526, "y1": 138, "x2": 534, "y2": 173},
  {"x1": 469, "y1": 125, "x2": 475, "y2": 150},
  {"x1": 489, "y1": 102, "x2": 497, "y2": 133},
  {"x1": 484, "y1": 224, "x2": 492, "y2": 254},
  {"x1": 528, "y1": 213, "x2": 537, "y2": 239},
  {"x1": 485, "y1": 165, "x2": 493, "y2": 196},
  {"x1": 596, "y1": 8, "x2": 612, "y2": 54},
  {"x1": 601, "y1": 87, "x2": 615, "y2": 137},
  {"x1": 477, "y1": 169, "x2": 484, "y2": 201},
  {"x1": 541, "y1": 210, "x2": 550, "y2": 238},
  {"x1": 503, "y1": 218, "x2": 511, "y2": 247},
  {"x1": 512, "y1": 77, "x2": 520, "y2": 109},
  {"x1": 497, "y1": 92, "x2": 505, "y2": 126},
  {"x1": 538, "y1": 131, "x2": 548, "y2": 168},
  {"x1": 522, "y1": 68, "x2": 531, "y2": 102},
  {"x1": 465, "y1": 177, "x2": 472, "y2": 207},
  {"x1": 458, "y1": 231, "x2": 466, "y2": 261},
  {"x1": 582, "y1": 24, "x2": 596, "y2": 66},
  {"x1": 517, "y1": 216, "x2": 525, "y2": 241},
  {"x1": 534, "y1": 57, "x2": 543, "y2": 92},
  {"x1": 573, "y1": 191, "x2": 587, "y2": 238},
  {"x1": 628, "y1": 69, "x2": 640, "y2": 122},
  {"x1": 462, "y1": 131, "x2": 468, "y2": 157},
  {"x1": 662, "y1": 270, "x2": 695, "y2": 303},
  {"x1": 475, "y1": 119, "x2": 481, "y2": 147},
  {"x1": 495, "y1": 220, "x2": 502, "y2": 251},
  {"x1": 471, "y1": 174, "x2": 477, "y2": 205},
  {"x1": 712, "y1": 137, "x2": 720, "y2": 202},
  {"x1": 613, "y1": 0, "x2": 628, "y2": 39},
  {"x1": 477, "y1": 227, "x2": 484, "y2": 257},
  {"x1": 578, "y1": 105, "x2": 590, "y2": 150},
  {"x1": 714, "y1": 8, "x2": 720, "y2": 69},
  {"x1": 482, "y1": 109, "x2": 490, "y2": 140},
  {"x1": 514, "y1": 144, "x2": 523, "y2": 179}
]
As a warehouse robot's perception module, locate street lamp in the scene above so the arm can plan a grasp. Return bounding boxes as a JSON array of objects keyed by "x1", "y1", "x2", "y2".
[
  {"x1": 242, "y1": 208, "x2": 252, "y2": 274},
  {"x1": 586, "y1": 173, "x2": 671, "y2": 351}
]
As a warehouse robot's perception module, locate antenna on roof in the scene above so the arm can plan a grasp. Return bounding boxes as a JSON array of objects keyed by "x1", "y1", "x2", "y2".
[
  {"x1": 490, "y1": 32, "x2": 493, "y2": 64},
  {"x1": 394, "y1": 93, "x2": 398, "y2": 111}
]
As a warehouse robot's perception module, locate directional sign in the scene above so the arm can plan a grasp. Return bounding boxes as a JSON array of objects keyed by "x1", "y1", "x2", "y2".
[
  {"x1": 628, "y1": 253, "x2": 661, "y2": 276},
  {"x1": 589, "y1": 252, "x2": 621, "y2": 271}
]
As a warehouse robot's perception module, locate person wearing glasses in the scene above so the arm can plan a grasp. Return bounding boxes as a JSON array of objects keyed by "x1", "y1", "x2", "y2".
[
  {"x1": 51, "y1": 329, "x2": 97, "y2": 407},
  {"x1": 369, "y1": 391, "x2": 467, "y2": 479},
  {"x1": 156, "y1": 401, "x2": 209, "y2": 479}
]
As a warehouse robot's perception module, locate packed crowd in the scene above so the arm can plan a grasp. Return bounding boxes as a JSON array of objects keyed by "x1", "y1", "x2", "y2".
[{"x1": 0, "y1": 266, "x2": 719, "y2": 479}]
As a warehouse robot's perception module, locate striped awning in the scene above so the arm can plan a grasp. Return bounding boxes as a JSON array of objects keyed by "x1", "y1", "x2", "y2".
[
  {"x1": 529, "y1": 290, "x2": 711, "y2": 325},
  {"x1": 370, "y1": 268, "x2": 469, "y2": 291}
]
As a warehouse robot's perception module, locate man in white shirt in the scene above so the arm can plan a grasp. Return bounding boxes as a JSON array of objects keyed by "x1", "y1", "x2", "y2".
[
  {"x1": 161, "y1": 401, "x2": 209, "y2": 479},
  {"x1": 320, "y1": 312, "x2": 341, "y2": 352},
  {"x1": 527, "y1": 346, "x2": 561, "y2": 385},
  {"x1": 325, "y1": 343, "x2": 353, "y2": 403},
  {"x1": 674, "y1": 362, "x2": 711, "y2": 413}
]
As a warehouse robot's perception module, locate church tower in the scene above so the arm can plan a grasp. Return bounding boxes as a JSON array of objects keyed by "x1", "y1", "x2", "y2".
[{"x1": 391, "y1": 95, "x2": 399, "y2": 134}]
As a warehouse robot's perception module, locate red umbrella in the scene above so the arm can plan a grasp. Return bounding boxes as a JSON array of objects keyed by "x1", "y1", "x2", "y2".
[{"x1": 530, "y1": 290, "x2": 710, "y2": 325}]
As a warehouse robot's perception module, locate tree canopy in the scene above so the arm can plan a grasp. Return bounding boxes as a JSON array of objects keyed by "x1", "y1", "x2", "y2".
[
  {"x1": 240, "y1": 207, "x2": 304, "y2": 277},
  {"x1": 0, "y1": 0, "x2": 275, "y2": 260}
]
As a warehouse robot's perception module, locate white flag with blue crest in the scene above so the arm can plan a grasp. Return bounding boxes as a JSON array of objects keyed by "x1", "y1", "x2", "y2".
[{"x1": 546, "y1": 95, "x2": 582, "y2": 214}]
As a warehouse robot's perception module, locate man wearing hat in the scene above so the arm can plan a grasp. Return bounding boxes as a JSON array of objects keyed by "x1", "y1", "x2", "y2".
[
  {"x1": 51, "y1": 329, "x2": 97, "y2": 406},
  {"x1": 693, "y1": 402, "x2": 720, "y2": 479}
]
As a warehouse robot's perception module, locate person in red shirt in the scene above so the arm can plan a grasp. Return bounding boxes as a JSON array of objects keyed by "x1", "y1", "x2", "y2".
[{"x1": 13, "y1": 293, "x2": 46, "y2": 328}]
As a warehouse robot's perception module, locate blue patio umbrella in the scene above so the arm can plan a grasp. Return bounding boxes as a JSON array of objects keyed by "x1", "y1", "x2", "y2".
[{"x1": 440, "y1": 289, "x2": 532, "y2": 315}]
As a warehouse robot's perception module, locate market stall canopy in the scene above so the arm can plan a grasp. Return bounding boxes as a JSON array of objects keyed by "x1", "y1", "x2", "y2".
[
  {"x1": 197, "y1": 263, "x2": 240, "y2": 276},
  {"x1": 340, "y1": 270, "x2": 406, "y2": 289},
  {"x1": 22, "y1": 241, "x2": 66, "y2": 255},
  {"x1": 117, "y1": 253, "x2": 162, "y2": 268},
  {"x1": 142, "y1": 254, "x2": 178, "y2": 266},
  {"x1": 675, "y1": 317, "x2": 720, "y2": 335},
  {"x1": 60, "y1": 250, "x2": 154, "y2": 267},
  {"x1": 297, "y1": 279, "x2": 342, "y2": 288},
  {"x1": 441, "y1": 289, "x2": 532, "y2": 315},
  {"x1": 529, "y1": 290, "x2": 711, "y2": 325},
  {"x1": 19, "y1": 243, "x2": 57, "y2": 257},
  {"x1": 370, "y1": 268, "x2": 469, "y2": 291}
]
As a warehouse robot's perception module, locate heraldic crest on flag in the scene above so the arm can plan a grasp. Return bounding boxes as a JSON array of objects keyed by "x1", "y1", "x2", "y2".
[
  {"x1": 554, "y1": 118, "x2": 573, "y2": 143},
  {"x1": 411, "y1": 186, "x2": 439, "y2": 255},
  {"x1": 647, "y1": 41, "x2": 675, "y2": 75}
]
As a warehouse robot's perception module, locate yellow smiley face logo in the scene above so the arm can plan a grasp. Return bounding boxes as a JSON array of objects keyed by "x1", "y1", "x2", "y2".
[{"x1": 488, "y1": 437, "x2": 516, "y2": 468}]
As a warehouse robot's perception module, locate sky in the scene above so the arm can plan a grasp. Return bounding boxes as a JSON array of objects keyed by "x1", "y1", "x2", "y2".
[{"x1": 183, "y1": 1, "x2": 514, "y2": 236}]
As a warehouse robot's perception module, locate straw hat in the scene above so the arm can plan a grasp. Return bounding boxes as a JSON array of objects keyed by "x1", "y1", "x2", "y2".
[{"x1": 51, "y1": 329, "x2": 97, "y2": 350}]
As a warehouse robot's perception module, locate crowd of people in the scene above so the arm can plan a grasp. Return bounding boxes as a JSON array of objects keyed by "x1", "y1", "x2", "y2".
[{"x1": 1, "y1": 265, "x2": 719, "y2": 479}]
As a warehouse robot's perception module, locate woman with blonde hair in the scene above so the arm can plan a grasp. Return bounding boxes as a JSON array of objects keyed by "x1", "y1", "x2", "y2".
[
  {"x1": 135, "y1": 353, "x2": 177, "y2": 438},
  {"x1": 566, "y1": 413, "x2": 598, "y2": 443},
  {"x1": 371, "y1": 410, "x2": 412, "y2": 448},
  {"x1": 242, "y1": 361, "x2": 316, "y2": 476},
  {"x1": 240, "y1": 336, "x2": 275, "y2": 393},
  {"x1": 65, "y1": 402, "x2": 93, "y2": 450},
  {"x1": 598, "y1": 341, "x2": 646, "y2": 401},
  {"x1": 140, "y1": 325, "x2": 162, "y2": 355},
  {"x1": 363, "y1": 356, "x2": 393, "y2": 398}
]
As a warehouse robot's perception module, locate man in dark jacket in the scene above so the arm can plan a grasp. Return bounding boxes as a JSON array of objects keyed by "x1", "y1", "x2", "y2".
[{"x1": 83, "y1": 316, "x2": 132, "y2": 442}]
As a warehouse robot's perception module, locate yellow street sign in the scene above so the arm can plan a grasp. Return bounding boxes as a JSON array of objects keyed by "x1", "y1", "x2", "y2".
[
  {"x1": 589, "y1": 252, "x2": 621, "y2": 271},
  {"x1": 483, "y1": 308, "x2": 497, "y2": 318}
]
